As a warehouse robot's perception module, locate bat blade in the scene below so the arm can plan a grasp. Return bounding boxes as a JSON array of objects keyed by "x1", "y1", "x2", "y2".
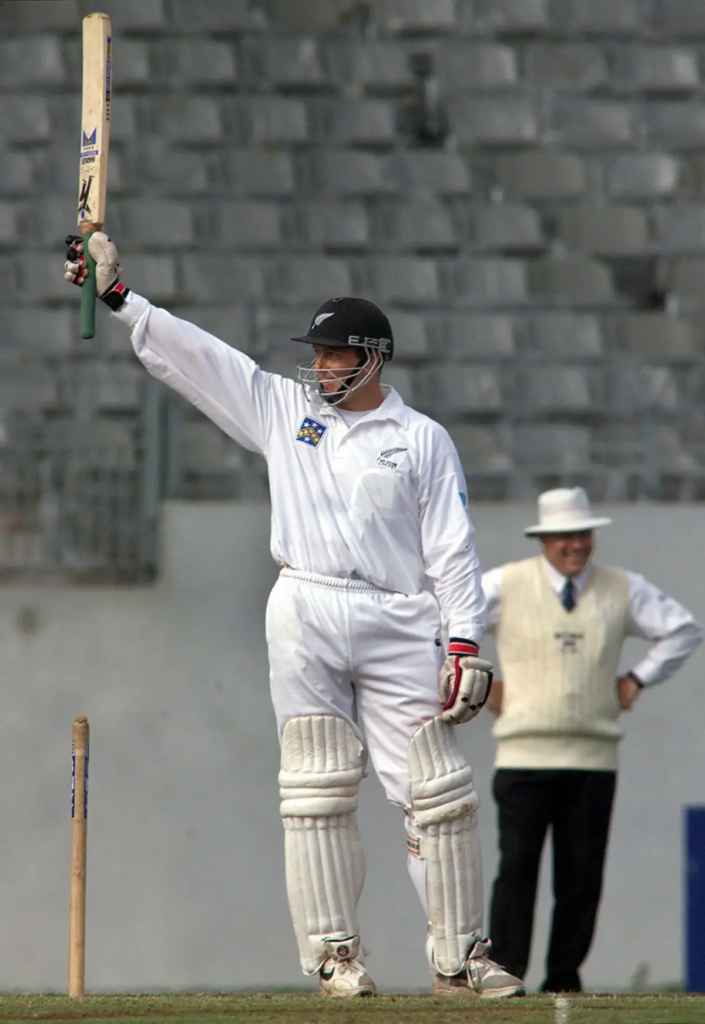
[{"x1": 78, "y1": 12, "x2": 112, "y2": 340}]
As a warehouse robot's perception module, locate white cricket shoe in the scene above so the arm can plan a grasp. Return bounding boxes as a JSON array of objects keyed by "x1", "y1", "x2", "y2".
[
  {"x1": 432, "y1": 939, "x2": 525, "y2": 999},
  {"x1": 317, "y1": 936, "x2": 377, "y2": 998}
]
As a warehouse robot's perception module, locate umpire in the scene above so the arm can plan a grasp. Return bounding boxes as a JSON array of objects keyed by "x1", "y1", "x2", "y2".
[{"x1": 481, "y1": 487, "x2": 702, "y2": 993}]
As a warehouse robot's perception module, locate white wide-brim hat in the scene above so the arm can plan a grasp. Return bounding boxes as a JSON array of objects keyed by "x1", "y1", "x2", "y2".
[{"x1": 524, "y1": 487, "x2": 612, "y2": 537}]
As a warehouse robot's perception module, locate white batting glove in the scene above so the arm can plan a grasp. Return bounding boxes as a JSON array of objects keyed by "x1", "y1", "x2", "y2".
[
  {"x1": 439, "y1": 638, "x2": 493, "y2": 725},
  {"x1": 64, "y1": 232, "x2": 130, "y2": 310}
]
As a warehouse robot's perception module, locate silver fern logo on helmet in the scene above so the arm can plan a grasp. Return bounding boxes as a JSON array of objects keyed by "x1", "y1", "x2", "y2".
[{"x1": 312, "y1": 312, "x2": 335, "y2": 328}]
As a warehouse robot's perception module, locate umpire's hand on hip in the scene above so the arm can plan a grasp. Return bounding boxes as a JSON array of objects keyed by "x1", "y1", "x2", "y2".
[
  {"x1": 439, "y1": 638, "x2": 493, "y2": 725},
  {"x1": 64, "y1": 231, "x2": 130, "y2": 309}
]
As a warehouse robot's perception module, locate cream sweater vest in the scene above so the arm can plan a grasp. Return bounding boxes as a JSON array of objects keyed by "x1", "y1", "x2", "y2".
[{"x1": 493, "y1": 557, "x2": 630, "y2": 771}]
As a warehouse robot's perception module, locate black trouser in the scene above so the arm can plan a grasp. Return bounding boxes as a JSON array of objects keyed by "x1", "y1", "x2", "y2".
[{"x1": 488, "y1": 768, "x2": 616, "y2": 993}]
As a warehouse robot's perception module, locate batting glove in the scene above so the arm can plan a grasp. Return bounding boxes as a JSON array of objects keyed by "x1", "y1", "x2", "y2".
[
  {"x1": 64, "y1": 232, "x2": 130, "y2": 311},
  {"x1": 439, "y1": 638, "x2": 493, "y2": 725}
]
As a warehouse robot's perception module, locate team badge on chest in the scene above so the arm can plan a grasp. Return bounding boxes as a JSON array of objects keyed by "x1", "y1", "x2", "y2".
[{"x1": 296, "y1": 416, "x2": 327, "y2": 448}]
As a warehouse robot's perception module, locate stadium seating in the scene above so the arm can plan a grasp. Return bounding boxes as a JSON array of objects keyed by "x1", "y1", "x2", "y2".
[{"x1": 2, "y1": 0, "x2": 705, "y2": 576}]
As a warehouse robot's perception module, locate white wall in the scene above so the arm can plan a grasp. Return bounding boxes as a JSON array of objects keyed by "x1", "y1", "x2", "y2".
[{"x1": 0, "y1": 501, "x2": 702, "y2": 993}]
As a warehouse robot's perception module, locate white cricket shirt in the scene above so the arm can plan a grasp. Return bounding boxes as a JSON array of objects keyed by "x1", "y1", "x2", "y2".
[
  {"x1": 483, "y1": 556, "x2": 703, "y2": 685},
  {"x1": 114, "y1": 294, "x2": 487, "y2": 642}
]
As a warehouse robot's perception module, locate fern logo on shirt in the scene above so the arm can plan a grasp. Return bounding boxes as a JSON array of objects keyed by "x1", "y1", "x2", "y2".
[{"x1": 376, "y1": 446, "x2": 407, "y2": 470}]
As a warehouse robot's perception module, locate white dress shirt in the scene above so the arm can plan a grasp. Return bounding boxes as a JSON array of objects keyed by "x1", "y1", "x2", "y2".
[
  {"x1": 114, "y1": 293, "x2": 487, "y2": 641},
  {"x1": 482, "y1": 557, "x2": 703, "y2": 686}
]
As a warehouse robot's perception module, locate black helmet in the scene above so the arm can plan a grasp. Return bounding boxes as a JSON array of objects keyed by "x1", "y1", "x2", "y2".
[{"x1": 291, "y1": 296, "x2": 394, "y2": 362}]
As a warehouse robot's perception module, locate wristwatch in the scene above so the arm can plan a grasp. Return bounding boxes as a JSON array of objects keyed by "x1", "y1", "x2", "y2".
[{"x1": 626, "y1": 670, "x2": 644, "y2": 689}]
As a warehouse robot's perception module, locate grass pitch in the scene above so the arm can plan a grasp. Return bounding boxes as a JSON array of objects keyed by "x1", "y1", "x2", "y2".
[{"x1": 0, "y1": 993, "x2": 702, "y2": 1024}]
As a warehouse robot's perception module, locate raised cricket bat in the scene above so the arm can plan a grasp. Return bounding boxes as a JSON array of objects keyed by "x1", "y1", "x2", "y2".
[{"x1": 77, "y1": 13, "x2": 112, "y2": 340}]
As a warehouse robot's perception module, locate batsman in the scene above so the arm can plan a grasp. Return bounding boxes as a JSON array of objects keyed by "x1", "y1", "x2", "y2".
[{"x1": 65, "y1": 233, "x2": 524, "y2": 1000}]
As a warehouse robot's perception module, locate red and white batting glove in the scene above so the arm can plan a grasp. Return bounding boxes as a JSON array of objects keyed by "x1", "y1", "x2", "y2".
[
  {"x1": 64, "y1": 232, "x2": 130, "y2": 311},
  {"x1": 439, "y1": 638, "x2": 493, "y2": 725}
]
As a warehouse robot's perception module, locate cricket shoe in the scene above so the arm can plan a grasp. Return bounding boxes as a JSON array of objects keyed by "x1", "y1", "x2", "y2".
[
  {"x1": 432, "y1": 939, "x2": 525, "y2": 999},
  {"x1": 317, "y1": 936, "x2": 377, "y2": 998}
]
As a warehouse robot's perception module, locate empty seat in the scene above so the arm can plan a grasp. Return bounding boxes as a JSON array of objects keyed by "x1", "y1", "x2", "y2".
[
  {"x1": 550, "y1": 98, "x2": 635, "y2": 147},
  {"x1": 615, "y1": 46, "x2": 699, "y2": 93},
  {"x1": 646, "y1": 103, "x2": 705, "y2": 148},
  {"x1": 2, "y1": 310, "x2": 74, "y2": 356},
  {"x1": 382, "y1": 366, "x2": 414, "y2": 403},
  {"x1": 607, "y1": 365, "x2": 680, "y2": 412},
  {"x1": 421, "y1": 365, "x2": 504, "y2": 416},
  {"x1": 363, "y1": 257, "x2": 439, "y2": 303},
  {"x1": 527, "y1": 44, "x2": 608, "y2": 90},
  {"x1": 450, "y1": 96, "x2": 538, "y2": 146},
  {"x1": 651, "y1": 0, "x2": 705, "y2": 38},
  {"x1": 170, "y1": 0, "x2": 251, "y2": 30},
  {"x1": 240, "y1": 97, "x2": 309, "y2": 144},
  {"x1": 386, "y1": 151, "x2": 471, "y2": 194},
  {"x1": 113, "y1": 200, "x2": 194, "y2": 248},
  {"x1": 513, "y1": 424, "x2": 591, "y2": 471},
  {"x1": 387, "y1": 312, "x2": 434, "y2": 360},
  {"x1": 517, "y1": 365, "x2": 596, "y2": 414},
  {"x1": 223, "y1": 150, "x2": 295, "y2": 196},
  {"x1": 180, "y1": 421, "x2": 244, "y2": 474},
  {"x1": 376, "y1": 0, "x2": 457, "y2": 34},
  {"x1": 470, "y1": 0, "x2": 550, "y2": 33},
  {"x1": 180, "y1": 256, "x2": 264, "y2": 302},
  {"x1": 654, "y1": 205, "x2": 705, "y2": 254},
  {"x1": 275, "y1": 257, "x2": 352, "y2": 303},
  {"x1": 0, "y1": 38, "x2": 64, "y2": 88},
  {"x1": 495, "y1": 151, "x2": 587, "y2": 201},
  {"x1": 306, "y1": 151, "x2": 392, "y2": 195},
  {"x1": 472, "y1": 203, "x2": 545, "y2": 253},
  {"x1": 447, "y1": 424, "x2": 513, "y2": 473},
  {"x1": 0, "y1": 363, "x2": 57, "y2": 415},
  {"x1": 256, "y1": 38, "x2": 327, "y2": 89},
  {"x1": 438, "y1": 44, "x2": 517, "y2": 91},
  {"x1": 216, "y1": 201, "x2": 281, "y2": 248},
  {"x1": 556, "y1": 205, "x2": 649, "y2": 256},
  {"x1": 256, "y1": 307, "x2": 310, "y2": 354},
  {"x1": 328, "y1": 41, "x2": 414, "y2": 91},
  {"x1": 592, "y1": 422, "x2": 697, "y2": 473},
  {"x1": 444, "y1": 313, "x2": 515, "y2": 358},
  {"x1": 67, "y1": 363, "x2": 144, "y2": 416},
  {"x1": 328, "y1": 100, "x2": 398, "y2": 145},
  {"x1": 549, "y1": 0, "x2": 640, "y2": 34},
  {"x1": 161, "y1": 39, "x2": 237, "y2": 84},
  {"x1": 523, "y1": 313, "x2": 603, "y2": 357},
  {"x1": 300, "y1": 201, "x2": 369, "y2": 248},
  {"x1": 528, "y1": 256, "x2": 616, "y2": 304},
  {"x1": 601, "y1": 153, "x2": 680, "y2": 198},
  {"x1": 260, "y1": 0, "x2": 343, "y2": 30},
  {"x1": 604, "y1": 313, "x2": 694, "y2": 358},
  {"x1": 454, "y1": 258, "x2": 528, "y2": 306},
  {"x1": 46, "y1": 419, "x2": 137, "y2": 471},
  {"x1": 138, "y1": 142, "x2": 210, "y2": 194},
  {"x1": 380, "y1": 195, "x2": 457, "y2": 251}
]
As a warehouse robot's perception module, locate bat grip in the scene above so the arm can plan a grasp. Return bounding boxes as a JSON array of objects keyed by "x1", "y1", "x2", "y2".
[{"x1": 80, "y1": 230, "x2": 97, "y2": 340}]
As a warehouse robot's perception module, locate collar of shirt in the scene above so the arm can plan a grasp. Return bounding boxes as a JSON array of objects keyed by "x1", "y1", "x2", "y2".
[
  {"x1": 541, "y1": 556, "x2": 590, "y2": 599},
  {"x1": 315, "y1": 385, "x2": 409, "y2": 427}
]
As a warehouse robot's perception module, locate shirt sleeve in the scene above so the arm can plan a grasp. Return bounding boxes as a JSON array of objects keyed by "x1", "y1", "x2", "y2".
[
  {"x1": 418, "y1": 426, "x2": 487, "y2": 645},
  {"x1": 626, "y1": 571, "x2": 704, "y2": 685},
  {"x1": 113, "y1": 292, "x2": 292, "y2": 456},
  {"x1": 480, "y1": 568, "x2": 503, "y2": 632}
]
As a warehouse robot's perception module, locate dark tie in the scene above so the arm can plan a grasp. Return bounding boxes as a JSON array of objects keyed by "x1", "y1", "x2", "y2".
[{"x1": 561, "y1": 578, "x2": 576, "y2": 612}]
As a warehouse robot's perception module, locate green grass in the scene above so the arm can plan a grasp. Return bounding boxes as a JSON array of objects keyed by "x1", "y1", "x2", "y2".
[{"x1": 0, "y1": 993, "x2": 702, "y2": 1024}]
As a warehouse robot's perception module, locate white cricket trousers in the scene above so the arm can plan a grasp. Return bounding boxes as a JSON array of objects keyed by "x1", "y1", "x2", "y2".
[{"x1": 266, "y1": 568, "x2": 445, "y2": 913}]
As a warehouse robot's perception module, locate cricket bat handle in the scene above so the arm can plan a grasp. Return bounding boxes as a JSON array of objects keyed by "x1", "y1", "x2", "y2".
[{"x1": 80, "y1": 228, "x2": 97, "y2": 340}]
